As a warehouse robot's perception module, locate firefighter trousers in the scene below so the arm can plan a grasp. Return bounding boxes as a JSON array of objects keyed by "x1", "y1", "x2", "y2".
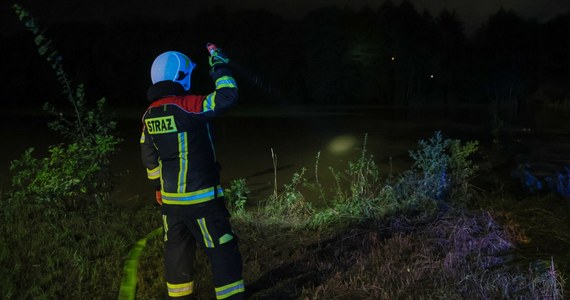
[{"x1": 162, "y1": 206, "x2": 244, "y2": 299}]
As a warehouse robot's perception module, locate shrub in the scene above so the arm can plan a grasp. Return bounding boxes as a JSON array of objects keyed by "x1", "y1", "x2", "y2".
[
  {"x1": 312, "y1": 132, "x2": 480, "y2": 227},
  {"x1": 396, "y1": 131, "x2": 479, "y2": 210},
  {"x1": 9, "y1": 4, "x2": 121, "y2": 210},
  {"x1": 0, "y1": 6, "x2": 129, "y2": 298},
  {"x1": 225, "y1": 178, "x2": 250, "y2": 218}
]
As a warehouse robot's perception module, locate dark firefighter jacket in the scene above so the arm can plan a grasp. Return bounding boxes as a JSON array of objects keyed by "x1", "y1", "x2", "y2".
[{"x1": 140, "y1": 68, "x2": 237, "y2": 214}]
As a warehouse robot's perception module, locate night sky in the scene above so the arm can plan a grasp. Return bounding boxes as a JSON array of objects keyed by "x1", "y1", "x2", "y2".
[
  {"x1": 3, "y1": 0, "x2": 570, "y2": 36},
  {"x1": 3, "y1": 0, "x2": 570, "y2": 107}
]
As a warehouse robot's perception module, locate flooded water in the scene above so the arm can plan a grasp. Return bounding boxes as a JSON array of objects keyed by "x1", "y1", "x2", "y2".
[
  {"x1": 104, "y1": 103, "x2": 494, "y2": 207},
  {"x1": 3, "y1": 103, "x2": 565, "y2": 207}
]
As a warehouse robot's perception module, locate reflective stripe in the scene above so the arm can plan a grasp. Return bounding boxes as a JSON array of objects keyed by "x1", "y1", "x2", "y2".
[
  {"x1": 203, "y1": 76, "x2": 236, "y2": 112},
  {"x1": 140, "y1": 131, "x2": 145, "y2": 143},
  {"x1": 215, "y1": 76, "x2": 237, "y2": 89},
  {"x1": 167, "y1": 281, "x2": 194, "y2": 297},
  {"x1": 204, "y1": 92, "x2": 217, "y2": 111},
  {"x1": 147, "y1": 166, "x2": 161, "y2": 180},
  {"x1": 159, "y1": 160, "x2": 164, "y2": 188},
  {"x1": 219, "y1": 233, "x2": 234, "y2": 244},
  {"x1": 177, "y1": 132, "x2": 188, "y2": 193},
  {"x1": 162, "y1": 215, "x2": 169, "y2": 242},
  {"x1": 197, "y1": 218, "x2": 214, "y2": 248},
  {"x1": 215, "y1": 279, "x2": 245, "y2": 299},
  {"x1": 207, "y1": 122, "x2": 216, "y2": 162},
  {"x1": 162, "y1": 186, "x2": 224, "y2": 205}
]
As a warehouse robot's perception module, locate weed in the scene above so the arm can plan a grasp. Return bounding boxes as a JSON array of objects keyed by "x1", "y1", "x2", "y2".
[
  {"x1": 309, "y1": 134, "x2": 385, "y2": 227},
  {"x1": 261, "y1": 168, "x2": 315, "y2": 227},
  {"x1": 302, "y1": 151, "x2": 327, "y2": 203},
  {"x1": 225, "y1": 178, "x2": 250, "y2": 219}
]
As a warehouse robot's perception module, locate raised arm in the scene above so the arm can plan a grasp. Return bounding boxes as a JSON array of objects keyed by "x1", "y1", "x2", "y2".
[{"x1": 200, "y1": 68, "x2": 238, "y2": 115}]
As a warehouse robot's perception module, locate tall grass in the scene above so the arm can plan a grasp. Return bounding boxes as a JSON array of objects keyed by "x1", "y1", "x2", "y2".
[{"x1": 225, "y1": 132, "x2": 566, "y2": 299}]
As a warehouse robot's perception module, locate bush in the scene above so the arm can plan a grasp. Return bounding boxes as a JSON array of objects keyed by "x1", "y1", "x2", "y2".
[
  {"x1": 225, "y1": 178, "x2": 250, "y2": 218},
  {"x1": 395, "y1": 131, "x2": 479, "y2": 210},
  {"x1": 9, "y1": 5, "x2": 121, "y2": 210},
  {"x1": 311, "y1": 132, "x2": 479, "y2": 227},
  {"x1": 0, "y1": 5, "x2": 130, "y2": 298}
]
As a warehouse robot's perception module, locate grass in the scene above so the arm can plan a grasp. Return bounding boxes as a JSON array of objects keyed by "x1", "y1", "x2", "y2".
[
  {"x1": 1, "y1": 132, "x2": 568, "y2": 299},
  {"x1": 0, "y1": 201, "x2": 160, "y2": 299},
  {"x1": 226, "y1": 132, "x2": 567, "y2": 299}
]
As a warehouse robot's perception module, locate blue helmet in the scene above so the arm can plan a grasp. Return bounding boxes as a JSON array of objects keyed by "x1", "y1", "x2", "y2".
[{"x1": 150, "y1": 51, "x2": 196, "y2": 91}]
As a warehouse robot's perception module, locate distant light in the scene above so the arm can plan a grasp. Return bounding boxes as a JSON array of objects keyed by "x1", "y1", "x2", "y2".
[
  {"x1": 430, "y1": 74, "x2": 434, "y2": 79},
  {"x1": 391, "y1": 56, "x2": 396, "y2": 61},
  {"x1": 328, "y1": 135, "x2": 357, "y2": 154}
]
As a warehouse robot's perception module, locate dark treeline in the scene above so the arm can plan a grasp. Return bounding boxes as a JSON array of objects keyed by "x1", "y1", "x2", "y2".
[{"x1": 3, "y1": 1, "x2": 570, "y2": 122}]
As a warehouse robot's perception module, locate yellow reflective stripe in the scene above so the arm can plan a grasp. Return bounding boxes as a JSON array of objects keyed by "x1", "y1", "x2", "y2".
[
  {"x1": 162, "y1": 197, "x2": 216, "y2": 205},
  {"x1": 203, "y1": 76, "x2": 236, "y2": 112},
  {"x1": 140, "y1": 131, "x2": 145, "y2": 143},
  {"x1": 203, "y1": 92, "x2": 217, "y2": 111},
  {"x1": 162, "y1": 185, "x2": 222, "y2": 198},
  {"x1": 197, "y1": 218, "x2": 214, "y2": 248},
  {"x1": 219, "y1": 233, "x2": 234, "y2": 244},
  {"x1": 147, "y1": 166, "x2": 160, "y2": 180},
  {"x1": 167, "y1": 281, "x2": 194, "y2": 297},
  {"x1": 161, "y1": 186, "x2": 224, "y2": 205},
  {"x1": 215, "y1": 76, "x2": 237, "y2": 89},
  {"x1": 159, "y1": 160, "x2": 164, "y2": 188},
  {"x1": 177, "y1": 132, "x2": 188, "y2": 193},
  {"x1": 162, "y1": 215, "x2": 168, "y2": 242},
  {"x1": 215, "y1": 279, "x2": 245, "y2": 299}
]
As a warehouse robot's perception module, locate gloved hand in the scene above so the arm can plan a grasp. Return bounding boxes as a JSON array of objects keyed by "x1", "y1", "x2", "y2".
[
  {"x1": 207, "y1": 43, "x2": 230, "y2": 72},
  {"x1": 155, "y1": 190, "x2": 163, "y2": 206}
]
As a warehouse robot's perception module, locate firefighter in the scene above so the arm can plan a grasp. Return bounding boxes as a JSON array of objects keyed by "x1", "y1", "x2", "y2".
[{"x1": 140, "y1": 46, "x2": 244, "y2": 299}]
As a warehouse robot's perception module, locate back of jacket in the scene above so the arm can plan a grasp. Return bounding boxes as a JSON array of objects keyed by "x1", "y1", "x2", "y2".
[{"x1": 140, "y1": 68, "x2": 237, "y2": 211}]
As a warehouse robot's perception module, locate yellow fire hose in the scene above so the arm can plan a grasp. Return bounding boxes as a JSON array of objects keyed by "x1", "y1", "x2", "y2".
[{"x1": 118, "y1": 227, "x2": 163, "y2": 300}]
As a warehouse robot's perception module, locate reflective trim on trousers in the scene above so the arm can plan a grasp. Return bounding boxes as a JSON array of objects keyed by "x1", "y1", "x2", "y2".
[
  {"x1": 215, "y1": 279, "x2": 245, "y2": 299},
  {"x1": 197, "y1": 218, "x2": 214, "y2": 248},
  {"x1": 167, "y1": 281, "x2": 194, "y2": 297}
]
